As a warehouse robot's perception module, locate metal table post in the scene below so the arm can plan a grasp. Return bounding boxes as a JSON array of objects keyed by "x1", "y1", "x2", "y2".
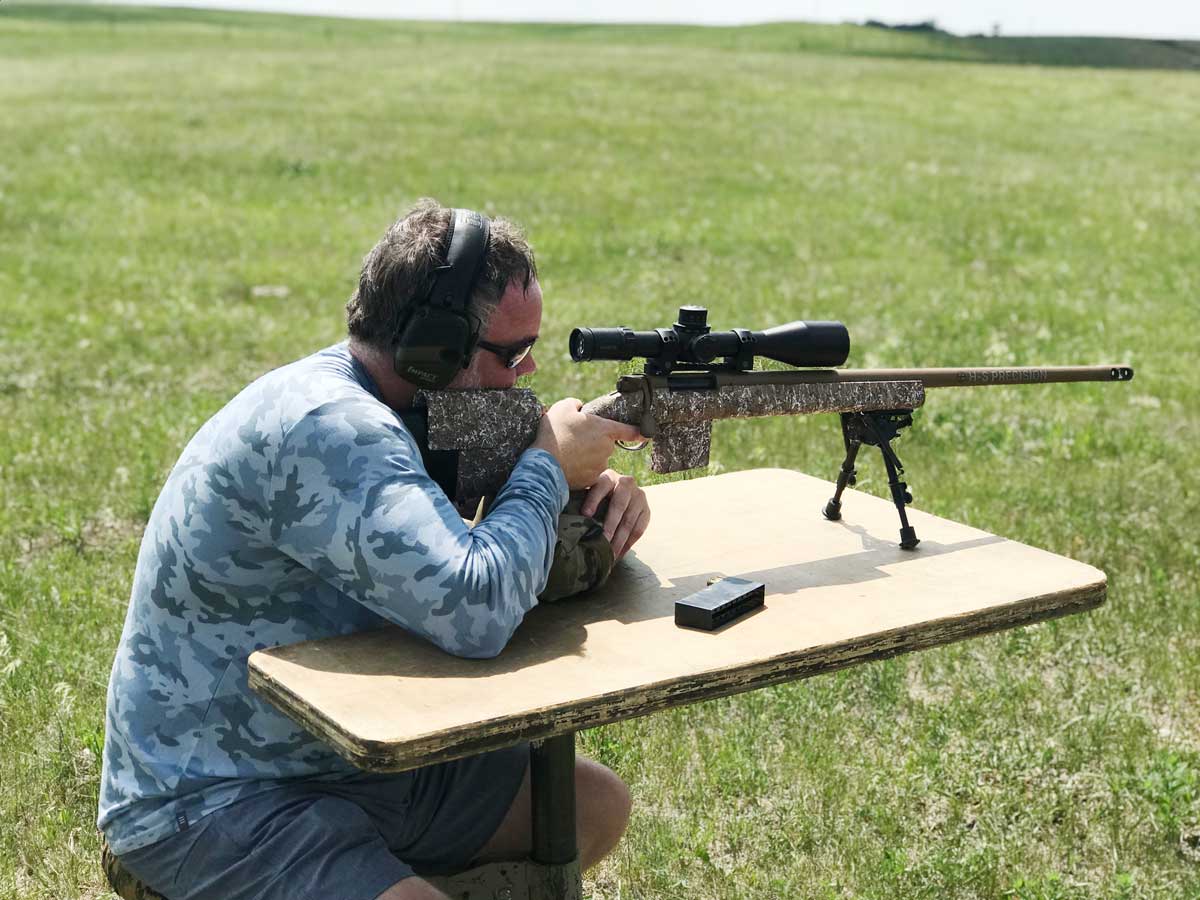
[{"x1": 529, "y1": 732, "x2": 582, "y2": 899}]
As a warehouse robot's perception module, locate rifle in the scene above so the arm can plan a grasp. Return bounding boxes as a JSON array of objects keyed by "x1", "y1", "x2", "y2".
[{"x1": 409, "y1": 306, "x2": 1133, "y2": 549}]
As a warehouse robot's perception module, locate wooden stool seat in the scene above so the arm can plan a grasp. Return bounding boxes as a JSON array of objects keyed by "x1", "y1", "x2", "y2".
[{"x1": 101, "y1": 837, "x2": 170, "y2": 900}]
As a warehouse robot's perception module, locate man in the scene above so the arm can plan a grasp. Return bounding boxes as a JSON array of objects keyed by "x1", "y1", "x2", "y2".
[{"x1": 99, "y1": 199, "x2": 650, "y2": 900}]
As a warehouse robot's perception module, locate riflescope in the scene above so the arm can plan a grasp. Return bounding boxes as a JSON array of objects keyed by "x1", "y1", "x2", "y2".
[{"x1": 569, "y1": 305, "x2": 850, "y2": 374}]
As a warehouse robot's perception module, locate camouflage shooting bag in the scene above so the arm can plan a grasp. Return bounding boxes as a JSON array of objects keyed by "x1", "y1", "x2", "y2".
[{"x1": 538, "y1": 491, "x2": 615, "y2": 603}]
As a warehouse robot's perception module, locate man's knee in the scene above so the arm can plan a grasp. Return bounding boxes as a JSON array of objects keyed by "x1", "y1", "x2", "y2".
[
  {"x1": 576, "y1": 757, "x2": 632, "y2": 865},
  {"x1": 473, "y1": 753, "x2": 632, "y2": 870},
  {"x1": 375, "y1": 876, "x2": 451, "y2": 900}
]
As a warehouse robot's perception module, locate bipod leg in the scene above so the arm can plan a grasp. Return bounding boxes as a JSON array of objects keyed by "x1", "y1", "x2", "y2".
[
  {"x1": 823, "y1": 414, "x2": 861, "y2": 521},
  {"x1": 870, "y1": 433, "x2": 919, "y2": 550}
]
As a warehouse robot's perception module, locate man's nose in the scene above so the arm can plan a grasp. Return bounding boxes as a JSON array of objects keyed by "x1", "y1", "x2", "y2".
[{"x1": 517, "y1": 351, "x2": 537, "y2": 377}]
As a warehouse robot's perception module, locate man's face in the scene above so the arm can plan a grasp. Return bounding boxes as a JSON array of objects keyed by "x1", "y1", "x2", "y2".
[{"x1": 450, "y1": 277, "x2": 542, "y2": 390}]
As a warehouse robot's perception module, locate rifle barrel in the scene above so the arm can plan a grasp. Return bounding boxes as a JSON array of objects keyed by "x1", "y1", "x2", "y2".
[{"x1": 704, "y1": 365, "x2": 1133, "y2": 389}]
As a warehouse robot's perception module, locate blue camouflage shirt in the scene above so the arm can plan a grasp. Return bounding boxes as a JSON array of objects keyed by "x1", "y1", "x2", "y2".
[{"x1": 98, "y1": 342, "x2": 568, "y2": 854}]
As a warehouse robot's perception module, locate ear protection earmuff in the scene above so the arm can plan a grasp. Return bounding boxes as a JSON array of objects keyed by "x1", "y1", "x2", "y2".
[{"x1": 392, "y1": 208, "x2": 491, "y2": 389}]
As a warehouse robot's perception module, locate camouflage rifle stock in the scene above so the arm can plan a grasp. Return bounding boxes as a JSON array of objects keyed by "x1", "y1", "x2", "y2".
[{"x1": 412, "y1": 375, "x2": 926, "y2": 506}]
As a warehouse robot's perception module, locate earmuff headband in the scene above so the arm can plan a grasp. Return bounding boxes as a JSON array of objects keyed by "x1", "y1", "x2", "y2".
[{"x1": 429, "y1": 209, "x2": 491, "y2": 316}]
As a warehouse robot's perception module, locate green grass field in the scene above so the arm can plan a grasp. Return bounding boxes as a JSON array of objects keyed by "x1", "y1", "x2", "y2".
[{"x1": 2, "y1": 5, "x2": 1199, "y2": 898}]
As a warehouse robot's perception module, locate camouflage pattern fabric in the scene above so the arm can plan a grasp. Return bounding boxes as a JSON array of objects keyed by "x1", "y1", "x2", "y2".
[
  {"x1": 539, "y1": 492, "x2": 615, "y2": 603},
  {"x1": 101, "y1": 836, "x2": 169, "y2": 900},
  {"x1": 97, "y1": 343, "x2": 569, "y2": 855}
]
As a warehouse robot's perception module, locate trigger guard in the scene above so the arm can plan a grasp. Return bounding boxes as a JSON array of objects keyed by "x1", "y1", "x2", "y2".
[{"x1": 617, "y1": 438, "x2": 650, "y2": 452}]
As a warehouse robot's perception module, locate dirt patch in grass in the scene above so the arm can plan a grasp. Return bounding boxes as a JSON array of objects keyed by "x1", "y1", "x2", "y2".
[
  {"x1": 15, "y1": 508, "x2": 143, "y2": 567},
  {"x1": 1149, "y1": 693, "x2": 1200, "y2": 754}
]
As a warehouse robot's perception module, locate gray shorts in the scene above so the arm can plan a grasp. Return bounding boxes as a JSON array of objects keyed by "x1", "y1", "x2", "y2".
[{"x1": 116, "y1": 743, "x2": 529, "y2": 900}]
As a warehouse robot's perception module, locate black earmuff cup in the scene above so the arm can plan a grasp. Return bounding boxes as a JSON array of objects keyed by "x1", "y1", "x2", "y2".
[{"x1": 393, "y1": 305, "x2": 476, "y2": 389}]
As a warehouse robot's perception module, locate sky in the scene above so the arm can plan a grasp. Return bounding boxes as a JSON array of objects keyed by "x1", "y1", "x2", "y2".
[{"x1": 100, "y1": 0, "x2": 1200, "y2": 40}]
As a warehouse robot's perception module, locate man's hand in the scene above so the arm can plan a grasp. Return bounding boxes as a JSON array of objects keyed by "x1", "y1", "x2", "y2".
[
  {"x1": 582, "y1": 469, "x2": 650, "y2": 560},
  {"x1": 531, "y1": 399, "x2": 644, "y2": 490}
]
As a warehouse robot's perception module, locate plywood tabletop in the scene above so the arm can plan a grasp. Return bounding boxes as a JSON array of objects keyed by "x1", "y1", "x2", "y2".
[{"x1": 249, "y1": 468, "x2": 1105, "y2": 772}]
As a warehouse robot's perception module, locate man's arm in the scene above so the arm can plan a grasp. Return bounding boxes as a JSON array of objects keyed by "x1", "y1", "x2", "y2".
[{"x1": 269, "y1": 400, "x2": 568, "y2": 659}]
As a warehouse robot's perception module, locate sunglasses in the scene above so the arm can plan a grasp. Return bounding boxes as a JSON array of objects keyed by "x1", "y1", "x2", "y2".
[{"x1": 476, "y1": 337, "x2": 537, "y2": 369}]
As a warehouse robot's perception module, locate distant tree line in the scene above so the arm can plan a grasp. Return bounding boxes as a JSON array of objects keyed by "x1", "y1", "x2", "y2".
[{"x1": 863, "y1": 19, "x2": 946, "y2": 35}]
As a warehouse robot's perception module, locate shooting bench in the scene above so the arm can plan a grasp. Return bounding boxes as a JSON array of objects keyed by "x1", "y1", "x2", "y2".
[{"x1": 103, "y1": 468, "x2": 1105, "y2": 900}]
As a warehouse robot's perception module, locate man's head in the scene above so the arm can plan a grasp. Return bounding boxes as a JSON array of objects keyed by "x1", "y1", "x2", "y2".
[
  {"x1": 449, "y1": 276, "x2": 541, "y2": 390},
  {"x1": 346, "y1": 199, "x2": 540, "y2": 392}
]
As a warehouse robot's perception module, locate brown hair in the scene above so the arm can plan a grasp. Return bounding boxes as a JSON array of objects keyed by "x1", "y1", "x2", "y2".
[{"x1": 345, "y1": 198, "x2": 538, "y2": 350}]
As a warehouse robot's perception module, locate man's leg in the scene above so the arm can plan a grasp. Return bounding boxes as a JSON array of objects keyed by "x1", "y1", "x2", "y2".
[
  {"x1": 112, "y1": 789, "x2": 420, "y2": 900},
  {"x1": 374, "y1": 754, "x2": 629, "y2": 900},
  {"x1": 471, "y1": 754, "x2": 632, "y2": 871}
]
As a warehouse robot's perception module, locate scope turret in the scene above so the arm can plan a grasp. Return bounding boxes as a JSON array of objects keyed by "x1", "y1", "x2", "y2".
[{"x1": 569, "y1": 306, "x2": 850, "y2": 374}]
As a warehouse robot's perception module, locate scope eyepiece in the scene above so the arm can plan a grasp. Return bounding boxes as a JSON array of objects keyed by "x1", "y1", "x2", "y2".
[
  {"x1": 569, "y1": 326, "x2": 667, "y2": 362},
  {"x1": 569, "y1": 328, "x2": 595, "y2": 362}
]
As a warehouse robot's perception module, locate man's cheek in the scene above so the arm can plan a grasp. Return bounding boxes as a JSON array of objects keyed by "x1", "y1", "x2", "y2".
[{"x1": 448, "y1": 366, "x2": 483, "y2": 390}]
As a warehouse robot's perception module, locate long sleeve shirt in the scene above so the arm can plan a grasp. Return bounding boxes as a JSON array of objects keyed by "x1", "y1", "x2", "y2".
[{"x1": 97, "y1": 342, "x2": 568, "y2": 854}]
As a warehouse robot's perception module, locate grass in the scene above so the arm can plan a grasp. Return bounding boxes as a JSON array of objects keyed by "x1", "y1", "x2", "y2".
[{"x1": 1, "y1": 4, "x2": 1198, "y2": 898}]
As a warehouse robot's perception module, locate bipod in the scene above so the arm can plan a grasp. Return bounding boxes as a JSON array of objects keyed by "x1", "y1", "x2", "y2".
[{"x1": 822, "y1": 410, "x2": 920, "y2": 549}]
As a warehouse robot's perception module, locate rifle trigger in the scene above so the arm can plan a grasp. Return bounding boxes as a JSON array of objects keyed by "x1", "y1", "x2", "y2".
[{"x1": 637, "y1": 376, "x2": 658, "y2": 439}]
